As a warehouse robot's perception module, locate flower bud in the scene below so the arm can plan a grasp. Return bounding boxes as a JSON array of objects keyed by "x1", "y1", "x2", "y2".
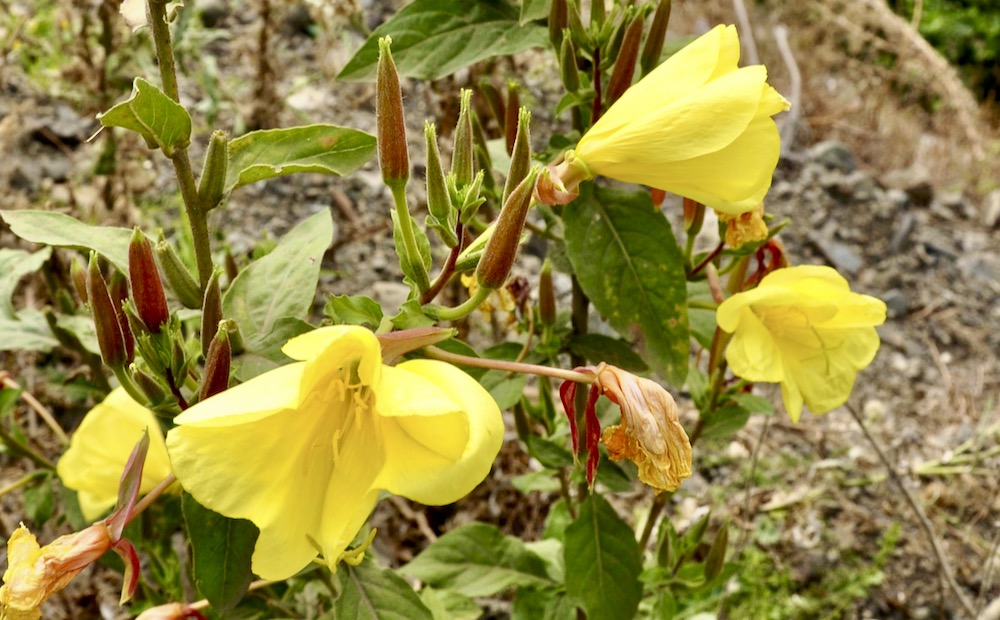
[
  {"x1": 136, "y1": 602, "x2": 207, "y2": 620},
  {"x1": 502, "y1": 108, "x2": 531, "y2": 206},
  {"x1": 605, "y1": 12, "x2": 644, "y2": 105},
  {"x1": 108, "y1": 271, "x2": 135, "y2": 363},
  {"x1": 538, "y1": 259, "x2": 556, "y2": 325},
  {"x1": 683, "y1": 197, "x2": 705, "y2": 235},
  {"x1": 457, "y1": 170, "x2": 487, "y2": 225},
  {"x1": 560, "y1": 35, "x2": 581, "y2": 93},
  {"x1": 133, "y1": 367, "x2": 167, "y2": 405},
  {"x1": 200, "y1": 325, "x2": 231, "y2": 401},
  {"x1": 70, "y1": 257, "x2": 88, "y2": 305},
  {"x1": 479, "y1": 80, "x2": 505, "y2": 126},
  {"x1": 451, "y1": 89, "x2": 474, "y2": 187},
  {"x1": 640, "y1": 0, "x2": 671, "y2": 76},
  {"x1": 590, "y1": 0, "x2": 605, "y2": 26},
  {"x1": 219, "y1": 318, "x2": 245, "y2": 355},
  {"x1": 424, "y1": 122, "x2": 458, "y2": 247},
  {"x1": 504, "y1": 82, "x2": 520, "y2": 156},
  {"x1": 566, "y1": 0, "x2": 588, "y2": 47},
  {"x1": 200, "y1": 270, "x2": 222, "y2": 358},
  {"x1": 197, "y1": 130, "x2": 228, "y2": 211},
  {"x1": 155, "y1": 235, "x2": 203, "y2": 309},
  {"x1": 87, "y1": 254, "x2": 128, "y2": 368},
  {"x1": 376, "y1": 36, "x2": 409, "y2": 189},
  {"x1": 548, "y1": 0, "x2": 567, "y2": 50},
  {"x1": 476, "y1": 166, "x2": 540, "y2": 290},
  {"x1": 129, "y1": 228, "x2": 169, "y2": 333},
  {"x1": 453, "y1": 222, "x2": 494, "y2": 273}
]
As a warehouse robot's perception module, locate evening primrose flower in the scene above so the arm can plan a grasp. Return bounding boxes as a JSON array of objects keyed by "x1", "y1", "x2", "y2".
[
  {"x1": 539, "y1": 24, "x2": 789, "y2": 215},
  {"x1": 57, "y1": 388, "x2": 173, "y2": 521},
  {"x1": 166, "y1": 325, "x2": 504, "y2": 581},
  {"x1": 719, "y1": 203, "x2": 768, "y2": 248},
  {"x1": 717, "y1": 265, "x2": 887, "y2": 422},
  {"x1": 595, "y1": 366, "x2": 692, "y2": 493}
]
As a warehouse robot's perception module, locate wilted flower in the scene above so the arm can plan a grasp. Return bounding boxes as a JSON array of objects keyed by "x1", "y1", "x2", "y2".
[
  {"x1": 135, "y1": 602, "x2": 206, "y2": 620},
  {"x1": 717, "y1": 265, "x2": 887, "y2": 422},
  {"x1": 166, "y1": 325, "x2": 504, "y2": 581},
  {"x1": 0, "y1": 523, "x2": 112, "y2": 619},
  {"x1": 719, "y1": 203, "x2": 768, "y2": 248},
  {"x1": 595, "y1": 366, "x2": 692, "y2": 493},
  {"x1": 539, "y1": 24, "x2": 789, "y2": 215},
  {"x1": 120, "y1": 0, "x2": 146, "y2": 30},
  {"x1": 57, "y1": 388, "x2": 173, "y2": 522}
]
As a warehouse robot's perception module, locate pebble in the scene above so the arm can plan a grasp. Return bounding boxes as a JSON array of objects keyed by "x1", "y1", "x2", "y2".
[
  {"x1": 882, "y1": 167, "x2": 933, "y2": 207},
  {"x1": 982, "y1": 189, "x2": 1000, "y2": 229},
  {"x1": 881, "y1": 288, "x2": 909, "y2": 318},
  {"x1": 808, "y1": 140, "x2": 855, "y2": 173}
]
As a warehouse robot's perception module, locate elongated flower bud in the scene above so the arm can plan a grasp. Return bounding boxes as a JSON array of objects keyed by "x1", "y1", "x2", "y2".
[
  {"x1": 451, "y1": 89, "x2": 474, "y2": 187},
  {"x1": 219, "y1": 318, "x2": 244, "y2": 355},
  {"x1": 128, "y1": 229, "x2": 169, "y2": 333},
  {"x1": 590, "y1": 0, "x2": 605, "y2": 26},
  {"x1": 200, "y1": 326, "x2": 231, "y2": 401},
  {"x1": 424, "y1": 122, "x2": 458, "y2": 247},
  {"x1": 71, "y1": 257, "x2": 88, "y2": 305},
  {"x1": 476, "y1": 166, "x2": 540, "y2": 290},
  {"x1": 154, "y1": 236, "x2": 202, "y2": 309},
  {"x1": 376, "y1": 37, "x2": 409, "y2": 189},
  {"x1": 504, "y1": 82, "x2": 520, "y2": 156},
  {"x1": 566, "y1": 0, "x2": 587, "y2": 47},
  {"x1": 87, "y1": 254, "x2": 128, "y2": 368},
  {"x1": 606, "y1": 12, "x2": 644, "y2": 105},
  {"x1": 502, "y1": 108, "x2": 531, "y2": 206},
  {"x1": 548, "y1": 0, "x2": 567, "y2": 49},
  {"x1": 133, "y1": 368, "x2": 167, "y2": 404},
  {"x1": 197, "y1": 130, "x2": 228, "y2": 211},
  {"x1": 200, "y1": 270, "x2": 222, "y2": 358},
  {"x1": 108, "y1": 271, "x2": 135, "y2": 363},
  {"x1": 640, "y1": 0, "x2": 671, "y2": 76},
  {"x1": 538, "y1": 259, "x2": 556, "y2": 325},
  {"x1": 560, "y1": 35, "x2": 581, "y2": 93}
]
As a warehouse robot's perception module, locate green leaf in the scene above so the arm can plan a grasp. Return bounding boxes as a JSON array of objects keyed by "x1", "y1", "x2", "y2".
[
  {"x1": 418, "y1": 588, "x2": 481, "y2": 620},
  {"x1": 324, "y1": 294, "x2": 384, "y2": 328},
  {"x1": 566, "y1": 333, "x2": 648, "y2": 373},
  {"x1": 699, "y1": 394, "x2": 773, "y2": 441},
  {"x1": 400, "y1": 523, "x2": 553, "y2": 597},
  {"x1": 335, "y1": 559, "x2": 433, "y2": 620},
  {"x1": 23, "y1": 474, "x2": 55, "y2": 524},
  {"x1": 339, "y1": 0, "x2": 548, "y2": 81},
  {"x1": 563, "y1": 494, "x2": 642, "y2": 620},
  {"x1": 511, "y1": 470, "x2": 562, "y2": 494},
  {"x1": 55, "y1": 314, "x2": 100, "y2": 356},
  {"x1": 233, "y1": 317, "x2": 313, "y2": 382},
  {"x1": 519, "y1": 0, "x2": 551, "y2": 23},
  {"x1": 0, "y1": 247, "x2": 51, "y2": 319},
  {"x1": 0, "y1": 310, "x2": 59, "y2": 352},
  {"x1": 182, "y1": 493, "x2": 258, "y2": 612},
  {"x1": 223, "y1": 210, "x2": 332, "y2": 351},
  {"x1": 564, "y1": 186, "x2": 689, "y2": 385},
  {"x1": 512, "y1": 586, "x2": 576, "y2": 620},
  {"x1": 226, "y1": 125, "x2": 376, "y2": 195},
  {"x1": 687, "y1": 280, "x2": 717, "y2": 349},
  {"x1": 97, "y1": 78, "x2": 192, "y2": 155},
  {"x1": 524, "y1": 435, "x2": 573, "y2": 470},
  {"x1": 0, "y1": 210, "x2": 132, "y2": 272}
]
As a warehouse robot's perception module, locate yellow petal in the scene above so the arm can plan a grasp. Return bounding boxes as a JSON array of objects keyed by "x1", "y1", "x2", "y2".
[
  {"x1": 172, "y1": 363, "x2": 304, "y2": 427},
  {"x1": 722, "y1": 307, "x2": 785, "y2": 384},
  {"x1": 375, "y1": 360, "x2": 503, "y2": 505},
  {"x1": 284, "y1": 326, "x2": 382, "y2": 395},
  {"x1": 57, "y1": 388, "x2": 171, "y2": 521}
]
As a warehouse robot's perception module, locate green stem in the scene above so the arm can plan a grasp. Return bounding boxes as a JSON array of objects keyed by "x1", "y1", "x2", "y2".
[
  {"x1": 0, "y1": 426, "x2": 55, "y2": 470},
  {"x1": 391, "y1": 183, "x2": 430, "y2": 292},
  {"x1": 422, "y1": 285, "x2": 492, "y2": 322},
  {"x1": 130, "y1": 472, "x2": 176, "y2": 519},
  {"x1": 0, "y1": 471, "x2": 48, "y2": 498},
  {"x1": 112, "y1": 365, "x2": 149, "y2": 408},
  {"x1": 424, "y1": 345, "x2": 598, "y2": 384},
  {"x1": 688, "y1": 300, "x2": 718, "y2": 311},
  {"x1": 638, "y1": 493, "x2": 667, "y2": 548}
]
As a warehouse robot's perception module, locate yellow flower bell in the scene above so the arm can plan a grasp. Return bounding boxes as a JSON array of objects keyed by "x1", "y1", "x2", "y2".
[
  {"x1": 543, "y1": 24, "x2": 789, "y2": 215},
  {"x1": 165, "y1": 325, "x2": 504, "y2": 581},
  {"x1": 57, "y1": 388, "x2": 173, "y2": 522},
  {"x1": 717, "y1": 265, "x2": 887, "y2": 422}
]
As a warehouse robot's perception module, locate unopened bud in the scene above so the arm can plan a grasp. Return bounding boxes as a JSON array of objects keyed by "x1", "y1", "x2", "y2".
[
  {"x1": 376, "y1": 36, "x2": 409, "y2": 189},
  {"x1": 154, "y1": 235, "x2": 202, "y2": 309},
  {"x1": 457, "y1": 170, "x2": 487, "y2": 225},
  {"x1": 170, "y1": 338, "x2": 188, "y2": 383},
  {"x1": 683, "y1": 198, "x2": 705, "y2": 235},
  {"x1": 108, "y1": 271, "x2": 135, "y2": 363},
  {"x1": 640, "y1": 0, "x2": 671, "y2": 76},
  {"x1": 476, "y1": 166, "x2": 540, "y2": 290},
  {"x1": 87, "y1": 254, "x2": 128, "y2": 368},
  {"x1": 560, "y1": 35, "x2": 581, "y2": 93},
  {"x1": 538, "y1": 259, "x2": 556, "y2": 325},
  {"x1": 128, "y1": 229, "x2": 169, "y2": 333},
  {"x1": 199, "y1": 326, "x2": 231, "y2": 401},
  {"x1": 566, "y1": 0, "x2": 587, "y2": 47},
  {"x1": 71, "y1": 257, "x2": 88, "y2": 304},
  {"x1": 424, "y1": 122, "x2": 458, "y2": 247},
  {"x1": 197, "y1": 130, "x2": 228, "y2": 211},
  {"x1": 502, "y1": 108, "x2": 532, "y2": 206},
  {"x1": 606, "y1": 12, "x2": 644, "y2": 105},
  {"x1": 200, "y1": 270, "x2": 222, "y2": 358},
  {"x1": 451, "y1": 89, "x2": 474, "y2": 187},
  {"x1": 133, "y1": 367, "x2": 166, "y2": 404},
  {"x1": 548, "y1": 0, "x2": 567, "y2": 49},
  {"x1": 504, "y1": 82, "x2": 520, "y2": 156},
  {"x1": 136, "y1": 602, "x2": 207, "y2": 620},
  {"x1": 478, "y1": 80, "x2": 505, "y2": 126},
  {"x1": 590, "y1": 0, "x2": 605, "y2": 26},
  {"x1": 219, "y1": 319, "x2": 244, "y2": 354}
]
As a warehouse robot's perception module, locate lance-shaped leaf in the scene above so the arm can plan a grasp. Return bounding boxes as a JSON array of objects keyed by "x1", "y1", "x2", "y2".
[
  {"x1": 339, "y1": 0, "x2": 548, "y2": 81},
  {"x1": 97, "y1": 78, "x2": 192, "y2": 156},
  {"x1": 225, "y1": 125, "x2": 376, "y2": 195},
  {"x1": 182, "y1": 493, "x2": 258, "y2": 613},
  {"x1": 0, "y1": 247, "x2": 51, "y2": 319},
  {"x1": 563, "y1": 186, "x2": 689, "y2": 385},
  {"x1": 1, "y1": 210, "x2": 133, "y2": 273},
  {"x1": 335, "y1": 559, "x2": 434, "y2": 620}
]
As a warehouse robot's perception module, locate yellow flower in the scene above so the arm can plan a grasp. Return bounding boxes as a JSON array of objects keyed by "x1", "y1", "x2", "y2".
[
  {"x1": 547, "y1": 24, "x2": 789, "y2": 215},
  {"x1": 718, "y1": 203, "x2": 768, "y2": 248},
  {"x1": 165, "y1": 325, "x2": 504, "y2": 581},
  {"x1": 594, "y1": 366, "x2": 692, "y2": 493},
  {"x1": 717, "y1": 265, "x2": 887, "y2": 422},
  {"x1": 57, "y1": 388, "x2": 173, "y2": 522},
  {"x1": 0, "y1": 522, "x2": 112, "y2": 619}
]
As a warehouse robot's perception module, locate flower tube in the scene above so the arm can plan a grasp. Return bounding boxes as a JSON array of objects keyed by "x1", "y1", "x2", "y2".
[{"x1": 165, "y1": 325, "x2": 504, "y2": 581}]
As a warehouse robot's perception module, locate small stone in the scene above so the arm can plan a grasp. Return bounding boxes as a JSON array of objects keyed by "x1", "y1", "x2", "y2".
[
  {"x1": 937, "y1": 190, "x2": 970, "y2": 219},
  {"x1": 982, "y1": 189, "x2": 1000, "y2": 229},
  {"x1": 808, "y1": 140, "x2": 855, "y2": 173},
  {"x1": 881, "y1": 288, "x2": 909, "y2": 319},
  {"x1": 370, "y1": 281, "x2": 410, "y2": 315},
  {"x1": 888, "y1": 212, "x2": 917, "y2": 255},
  {"x1": 807, "y1": 232, "x2": 863, "y2": 275},
  {"x1": 882, "y1": 167, "x2": 933, "y2": 207},
  {"x1": 886, "y1": 188, "x2": 909, "y2": 210},
  {"x1": 862, "y1": 399, "x2": 887, "y2": 418}
]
